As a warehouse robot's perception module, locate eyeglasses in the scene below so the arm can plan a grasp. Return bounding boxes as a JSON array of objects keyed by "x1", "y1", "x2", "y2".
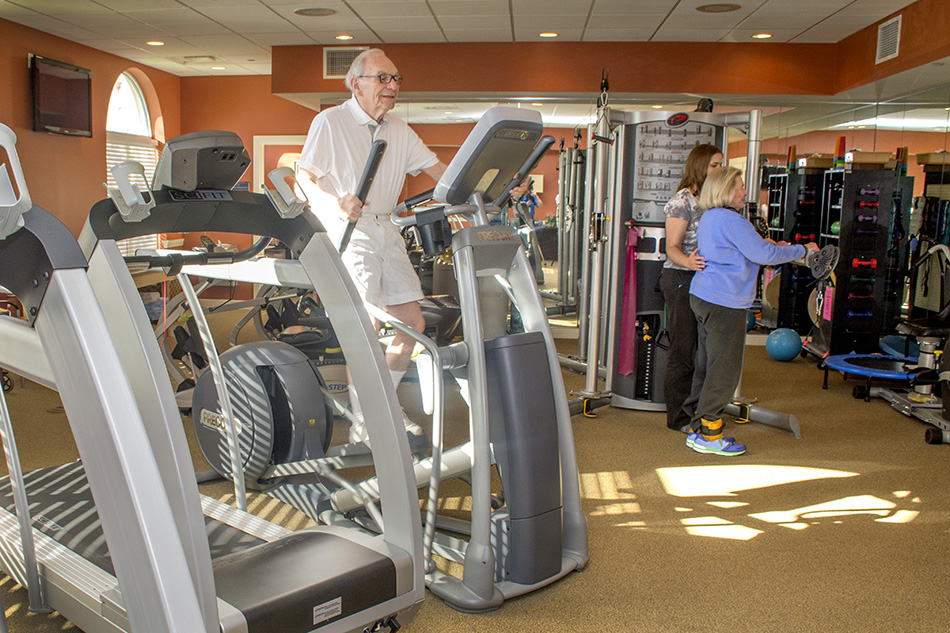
[{"x1": 357, "y1": 73, "x2": 404, "y2": 85}]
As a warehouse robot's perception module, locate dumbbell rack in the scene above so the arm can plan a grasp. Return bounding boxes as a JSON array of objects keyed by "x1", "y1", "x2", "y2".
[
  {"x1": 763, "y1": 172, "x2": 823, "y2": 334},
  {"x1": 806, "y1": 169, "x2": 912, "y2": 356}
]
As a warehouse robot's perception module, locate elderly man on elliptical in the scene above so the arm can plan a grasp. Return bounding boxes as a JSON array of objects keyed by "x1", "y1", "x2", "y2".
[{"x1": 297, "y1": 48, "x2": 447, "y2": 443}]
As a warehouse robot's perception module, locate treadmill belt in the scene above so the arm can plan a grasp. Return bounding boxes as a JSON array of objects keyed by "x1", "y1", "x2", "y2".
[{"x1": 0, "y1": 460, "x2": 265, "y2": 576}]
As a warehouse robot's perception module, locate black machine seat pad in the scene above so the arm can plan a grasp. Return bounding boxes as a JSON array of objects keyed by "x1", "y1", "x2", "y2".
[
  {"x1": 897, "y1": 317, "x2": 950, "y2": 339},
  {"x1": 212, "y1": 530, "x2": 397, "y2": 632}
]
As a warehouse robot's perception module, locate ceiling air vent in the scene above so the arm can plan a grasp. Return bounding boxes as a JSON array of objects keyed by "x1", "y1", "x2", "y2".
[
  {"x1": 324, "y1": 47, "x2": 369, "y2": 79},
  {"x1": 875, "y1": 15, "x2": 901, "y2": 64}
]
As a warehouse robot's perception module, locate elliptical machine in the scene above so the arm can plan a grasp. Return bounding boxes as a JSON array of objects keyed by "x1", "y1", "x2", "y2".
[{"x1": 180, "y1": 108, "x2": 589, "y2": 613}]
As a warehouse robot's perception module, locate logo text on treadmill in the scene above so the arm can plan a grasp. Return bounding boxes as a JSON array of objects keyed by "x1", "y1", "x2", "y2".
[{"x1": 168, "y1": 190, "x2": 233, "y2": 201}]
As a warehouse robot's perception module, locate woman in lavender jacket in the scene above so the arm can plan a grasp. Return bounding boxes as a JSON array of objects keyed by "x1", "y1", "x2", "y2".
[{"x1": 684, "y1": 166, "x2": 818, "y2": 456}]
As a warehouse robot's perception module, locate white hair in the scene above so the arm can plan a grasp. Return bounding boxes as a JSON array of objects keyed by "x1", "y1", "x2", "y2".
[{"x1": 345, "y1": 48, "x2": 386, "y2": 92}]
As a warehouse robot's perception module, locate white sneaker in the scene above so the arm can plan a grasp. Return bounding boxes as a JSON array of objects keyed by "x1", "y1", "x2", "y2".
[
  {"x1": 348, "y1": 416, "x2": 369, "y2": 445},
  {"x1": 347, "y1": 411, "x2": 425, "y2": 446}
]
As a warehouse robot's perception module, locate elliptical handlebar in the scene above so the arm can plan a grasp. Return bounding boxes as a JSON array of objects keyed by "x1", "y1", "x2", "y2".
[
  {"x1": 124, "y1": 234, "x2": 272, "y2": 275},
  {"x1": 0, "y1": 122, "x2": 31, "y2": 241}
]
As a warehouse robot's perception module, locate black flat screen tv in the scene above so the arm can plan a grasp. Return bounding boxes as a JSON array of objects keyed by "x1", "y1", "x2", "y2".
[{"x1": 31, "y1": 55, "x2": 92, "y2": 137}]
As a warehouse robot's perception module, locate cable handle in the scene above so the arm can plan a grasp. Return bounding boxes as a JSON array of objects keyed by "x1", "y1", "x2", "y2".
[{"x1": 338, "y1": 139, "x2": 387, "y2": 253}]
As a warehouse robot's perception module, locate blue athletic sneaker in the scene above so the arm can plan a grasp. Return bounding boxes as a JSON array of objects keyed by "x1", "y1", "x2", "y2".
[
  {"x1": 685, "y1": 432, "x2": 735, "y2": 448},
  {"x1": 687, "y1": 434, "x2": 746, "y2": 456}
]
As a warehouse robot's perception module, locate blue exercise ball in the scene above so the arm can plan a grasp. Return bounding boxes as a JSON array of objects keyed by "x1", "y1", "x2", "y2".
[
  {"x1": 746, "y1": 310, "x2": 757, "y2": 332},
  {"x1": 766, "y1": 328, "x2": 802, "y2": 362}
]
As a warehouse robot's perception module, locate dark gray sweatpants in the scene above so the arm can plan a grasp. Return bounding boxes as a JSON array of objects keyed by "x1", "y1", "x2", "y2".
[{"x1": 682, "y1": 295, "x2": 747, "y2": 429}]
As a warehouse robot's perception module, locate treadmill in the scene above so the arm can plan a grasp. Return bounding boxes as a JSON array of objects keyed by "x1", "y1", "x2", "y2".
[{"x1": 0, "y1": 124, "x2": 422, "y2": 633}]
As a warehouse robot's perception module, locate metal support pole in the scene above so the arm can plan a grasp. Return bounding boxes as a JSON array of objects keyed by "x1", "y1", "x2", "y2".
[{"x1": 580, "y1": 96, "x2": 611, "y2": 397}]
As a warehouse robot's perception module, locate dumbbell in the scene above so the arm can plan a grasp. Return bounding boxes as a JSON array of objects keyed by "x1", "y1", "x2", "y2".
[
  {"x1": 848, "y1": 292, "x2": 874, "y2": 301},
  {"x1": 857, "y1": 200, "x2": 879, "y2": 209},
  {"x1": 857, "y1": 214, "x2": 877, "y2": 222},
  {"x1": 849, "y1": 275, "x2": 875, "y2": 284},
  {"x1": 856, "y1": 228, "x2": 879, "y2": 236},
  {"x1": 795, "y1": 233, "x2": 815, "y2": 242},
  {"x1": 859, "y1": 187, "x2": 880, "y2": 195},
  {"x1": 847, "y1": 310, "x2": 874, "y2": 320},
  {"x1": 852, "y1": 258, "x2": 877, "y2": 268}
]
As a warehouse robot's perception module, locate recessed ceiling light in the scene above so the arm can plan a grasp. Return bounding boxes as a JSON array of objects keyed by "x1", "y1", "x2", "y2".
[
  {"x1": 336, "y1": 34, "x2": 353, "y2": 40},
  {"x1": 294, "y1": 8, "x2": 337, "y2": 17},
  {"x1": 752, "y1": 33, "x2": 772, "y2": 39},
  {"x1": 696, "y1": 3, "x2": 741, "y2": 13},
  {"x1": 539, "y1": 32, "x2": 558, "y2": 38},
  {"x1": 211, "y1": 66, "x2": 226, "y2": 70},
  {"x1": 444, "y1": 111, "x2": 453, "y2": 114},
  {"x1": 531, "y1": 102, "x2": 543, "y2": 106},
  {"x1": 652, "y1": 105, "x2": 663, "y2": 109},
  {"x1": 147, "y1": 41, "x2": 165, "y2": 46}
]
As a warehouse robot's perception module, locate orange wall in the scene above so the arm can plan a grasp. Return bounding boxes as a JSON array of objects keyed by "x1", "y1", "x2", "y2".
[
  {"x1": 273, "y1": 41, "x2": 839, "y2": 99},
  {"x1": 0, "y1": 18, "x2": 181, "y2": 236},
  {"x1": 836, "y1": 0, "x2": 950, "y2": 92}
]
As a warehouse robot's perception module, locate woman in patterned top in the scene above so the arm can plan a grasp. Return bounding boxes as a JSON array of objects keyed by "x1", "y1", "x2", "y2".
[{"x1": 658, "y1": 144, "x2": 723, "y2": 433}]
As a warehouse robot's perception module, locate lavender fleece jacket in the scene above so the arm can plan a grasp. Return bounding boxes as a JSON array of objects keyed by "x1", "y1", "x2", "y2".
[{"x1": 689, "y1": 207, "x2": 807, "y2": 309}]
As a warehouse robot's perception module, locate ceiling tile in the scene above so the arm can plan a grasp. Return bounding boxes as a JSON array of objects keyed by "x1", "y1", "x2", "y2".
[
  {"x1": 90, "y1": 0, "x2": 182, "y2": 9},
  {"x1": 511, "y1": 0, "x2": 591, "y2": 14},
  {"x1": 298, "y1": 29, "x2": 381, "y2": 44},
  {"x1": 583, "y1": 28, "x2": 655, "y2": 42},
  {"x1": 427, "y1": 0, "x2": 511, "y2": 17},
  {"x1": 269, "y1": 4, "x2": 363, "y2": 30},
  {"x1": 516, "y1": 16, "x2": 598, "y2": 29},
  {"x1": 443, "y1": 28, "x2": 513, "y2": 43},
  {"x1": 592, "y1": 0, "x2": 677, "y2": 12},
  {"x1": 53, "y1": 13, "x2": 168, "y2": 39},
  {"x1": 721, "y1": 29, "x2": 801, "y2": 44},
  {"x1": 0, "y1": 1, "x2": 42, "y2": 18},
  {"x1": 115, "y1": 37, "x2": 204, "y2": 55},
  {"x1": 438, "y1": 15, "x2": 510, "y2": 30},
  {"x1": 191, "y1": 6, "x2": 300, "y2": 34},
  {"x1": 651, "y1": 28, "x2": 732, "y2": 42},
  {"x1": 347, "y1": 1, "x2": 433, "y2": 18},
  {"x1": 586, "y1": 14, "x2": 665, "y2": 30},
  {"x1": 121, "y1": 9, "x2": 232, "y2": 37},
  {"x1": 242, "y1": 32, "x2": 319, "y2": 47},
  {"x1": 6, "y1": 0, "x2": 111, "y2": 14},
  {"x1": 513, "y1": 27, "x2": 585, "y2": 40},
  {"x1": 176, "y1": 0, "x2": 268, "y2": 7},
  {"x1": 739, "y1": 14, "x2": 832, "y2": 31},
  {"x1": 176, "y1": 33, "x2": 270, "y2": 56},
  {"x1": 662, "y1": 0, "x2": 757, "y2": 28},
  {"x1": 376, "y1": 30, "x2": 446, "y2": 43},
  {"x1": 363, "y1": 16, "x2": 440, "y2": 31},
  {"x1": 5, "y1": 14, "x2": 102, "y2": 40}
]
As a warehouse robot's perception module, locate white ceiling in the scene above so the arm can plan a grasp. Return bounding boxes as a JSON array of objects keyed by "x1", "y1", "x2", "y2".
[
  {"x1": 0, "y1": 0, "x2": 919, "y2": 77},
  {"x1": 4, "y1": 0, "x2": 946, "y2": 138}
]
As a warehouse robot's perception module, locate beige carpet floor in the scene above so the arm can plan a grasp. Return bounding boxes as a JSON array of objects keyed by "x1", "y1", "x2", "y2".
[{"x1": 2, "y1": 334, "x2": 949, "y2": 632}]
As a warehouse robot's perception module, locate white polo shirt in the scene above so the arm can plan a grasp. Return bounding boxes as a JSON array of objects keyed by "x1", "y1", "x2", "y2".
[{"x1": 298, "y1": 96, "x2": 439, "y2": 234}]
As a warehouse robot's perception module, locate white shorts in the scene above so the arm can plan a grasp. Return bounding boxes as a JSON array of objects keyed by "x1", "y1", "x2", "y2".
[{"x1": 341, "y1": 214, "x2": 424, "y2": 307}]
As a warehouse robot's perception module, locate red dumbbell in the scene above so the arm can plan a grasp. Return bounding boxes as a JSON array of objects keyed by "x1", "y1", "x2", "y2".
[
  {"x1": 848, "y1": 292, "x2": 874, "y2": 301},
  {"x1": 858, "y1": 200, "x2": 879, "y2": 209},
  {"x1": 795, "y1": 233, "x2": 815, "y2": 242},
  {"x1": 852, "y1": 258, "x2": 878, "y2": 268}
]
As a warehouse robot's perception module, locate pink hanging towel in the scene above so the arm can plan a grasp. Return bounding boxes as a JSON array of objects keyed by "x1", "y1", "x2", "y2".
[{"x1": 618, "y1": 226, "x2": 639, "y2": 376}]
